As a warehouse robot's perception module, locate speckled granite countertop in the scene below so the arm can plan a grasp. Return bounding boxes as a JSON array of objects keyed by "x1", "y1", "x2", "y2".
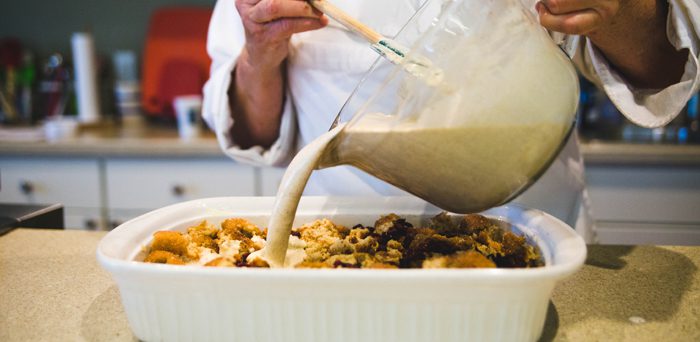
[
  {"x1": 1, "y1": 123, "x2": 700, "y2": 164},
  {"x1": 0, "y1": 229, "x2": 698, "y2": 341}
]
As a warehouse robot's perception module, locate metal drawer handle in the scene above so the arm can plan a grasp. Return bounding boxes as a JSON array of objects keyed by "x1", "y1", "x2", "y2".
[
  {"x1": 85, "y1": 219, "x2": 98, "y2": 230},
  {"x1": 19, "y1": 180, "x2": 34, "y2": 195},
  {"x1": 172, "y1": 185, "x2": 185, "y2": 196}
]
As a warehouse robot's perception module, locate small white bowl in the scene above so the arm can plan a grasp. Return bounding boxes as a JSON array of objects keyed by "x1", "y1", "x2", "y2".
[
  {"x1": 43, "y1": 116, "x2": 78, "y2": 142},
  {"x1": 97, "y1": 197, "x2": 586, "y2": 342}
]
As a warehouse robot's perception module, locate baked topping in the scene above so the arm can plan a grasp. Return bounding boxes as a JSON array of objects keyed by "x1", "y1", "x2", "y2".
[{"x1": 142, "y1": 213, "x2": 543, "y2": 269}]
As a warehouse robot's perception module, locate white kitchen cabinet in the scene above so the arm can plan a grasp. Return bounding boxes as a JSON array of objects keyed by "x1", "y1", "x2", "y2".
[
  {"x1": 259, "y1": 166, "x2": 287, "y2": 196},
  {"x1": 585, "y1": 164, "x2": 700, "y2": 245},
  {"x1": 65, "y1": 206, "x2": 106, "y2": 231},
  {"x1": 0, "y1": 157, "x2": 106, "y2": 229},
  {"x1": 3, "y1": 139, "x2": 699, "y2": 245},
  {"x1": 105, "y1": 158, "x2": 256, "y2": 210},
  {"x1": 1, "y1": 156, "x2": 258, "y2": 230},
  {"x1": 0, "y1": 157, "x2": 102, "y2": 207},
  {"x1": 107, "y1": 208, "x2": 151, "y2": 230}
]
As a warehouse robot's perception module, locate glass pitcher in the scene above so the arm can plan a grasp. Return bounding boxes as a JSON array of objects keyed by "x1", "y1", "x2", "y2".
[{"x1": 317, "y1": 0, "x2": 580, "y2": 214}]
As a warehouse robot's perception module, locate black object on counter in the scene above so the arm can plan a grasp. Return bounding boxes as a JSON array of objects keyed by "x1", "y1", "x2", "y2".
[{"x1": 0, "y1": 203, "x2": 64, "y2": 236}]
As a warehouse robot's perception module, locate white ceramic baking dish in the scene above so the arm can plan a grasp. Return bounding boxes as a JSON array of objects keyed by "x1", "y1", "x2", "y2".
[{"x1": 97, "y1": 196, "x2": 586, "y2": 342}]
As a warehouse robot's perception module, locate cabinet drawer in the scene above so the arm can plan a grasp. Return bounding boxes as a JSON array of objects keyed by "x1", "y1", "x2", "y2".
[
  {"x1": 0, "y1": 157, "x2": 101, "y2": 208},
  {"x1": 107, "y1": 208, "x2": 151, "y2": 230},
  {"x1": 64, "y1": 206, "x2": 106, "y2": 231},
  {"x1": 260, "y1": 166, "x2": 287, "y2": 196},
  {"x1": 106, "y1": 158, "x2": 256, "y2": 210},
  {"x1": 586, "y1": 165, "x2": 700, "y2": 224}
]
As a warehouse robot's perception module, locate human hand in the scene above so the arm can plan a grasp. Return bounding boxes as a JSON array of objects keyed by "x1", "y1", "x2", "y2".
[
  {"x1": 536, "y1": 0, "x2": 622, "y2": 36},
  {"x1": 236, "y1": 0, "x2": 328, "y2": 69},
  {"x1": 537, "y1": 0, "x2": 686, "y2": 90}
]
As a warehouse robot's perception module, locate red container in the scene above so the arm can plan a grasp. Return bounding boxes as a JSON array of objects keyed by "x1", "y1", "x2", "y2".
[{"x1": 141, "y1": 7, "x2": 212, "y2": 118}]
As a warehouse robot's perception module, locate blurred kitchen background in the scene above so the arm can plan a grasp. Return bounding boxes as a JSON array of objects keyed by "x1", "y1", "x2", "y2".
[{"x1": 0, "y1": 0, "x2": 698, "y2": 245}]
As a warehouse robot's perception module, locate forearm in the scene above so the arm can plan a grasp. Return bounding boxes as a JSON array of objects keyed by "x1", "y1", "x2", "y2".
[
  {"x1": 223, "y1": 0, "x2": 326, "y2": 150},
  {"x1": 587, "y1": 0, "x2": 687, "y2": 89},
  {"x1": 228, "y1": 47, "x2": 285, "y2": 149}
]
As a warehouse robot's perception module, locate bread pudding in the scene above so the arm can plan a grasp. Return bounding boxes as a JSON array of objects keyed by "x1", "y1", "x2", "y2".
[{"x1": 141, "y1": 213, "x2": 543, "y2": 269}]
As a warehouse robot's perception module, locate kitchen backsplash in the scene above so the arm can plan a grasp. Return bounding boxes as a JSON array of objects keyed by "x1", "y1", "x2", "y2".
[{"x1": 0, "y1": 0, "x2": 215, "y2": 60}]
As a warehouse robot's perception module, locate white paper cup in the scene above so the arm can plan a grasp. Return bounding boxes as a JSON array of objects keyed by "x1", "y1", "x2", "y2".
[{"x1": 173, "y1": 95, "x2": 202, "y2": 140}]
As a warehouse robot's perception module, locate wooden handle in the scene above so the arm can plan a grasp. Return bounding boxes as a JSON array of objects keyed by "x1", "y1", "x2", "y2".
[{"x1": 308, "y1": 0, "x2": 382, "y2": 44}]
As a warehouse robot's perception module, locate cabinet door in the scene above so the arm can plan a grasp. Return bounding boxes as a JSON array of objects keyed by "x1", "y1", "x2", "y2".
[
  {"x1": 259, "y1": 166, "x2": 287, "y2": 196},
  {"x1": 107, "y1": 208, "x2": 151, "y2": 230},
  {"x1": 65, "y1": 207, "x2": 106, "y2": 230},
  {"x1": 0, "y1": 157, "x2": 101, "y2": 208},
  {"x1": 586, "y1": 165, "x2": 700, "y2": 223},
  {"x1": 586, "y1": 165, "x2": 700, "y2": 245},
  {"x1": 105, "y1": 158, "x2": 256, "y2": 210}
]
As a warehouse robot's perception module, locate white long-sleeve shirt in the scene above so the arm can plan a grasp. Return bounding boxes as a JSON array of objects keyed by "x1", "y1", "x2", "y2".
[{"x1": 203, "y1": 0, "x2": 700, "y2": 243}]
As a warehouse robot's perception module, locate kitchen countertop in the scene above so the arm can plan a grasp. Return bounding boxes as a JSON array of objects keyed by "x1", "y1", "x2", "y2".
[
  {"x1": 2, "y1": 122, "x2": 700, "y2": 165},
  {"x1": 0, "y1": 229, "x2": 698, "y2": 341},
  {"x1": 0, "y1": 122, "x2": 224, "y2": 158},
  {"x1": 580, "y1": 141, "x2": 700, "y2": 166}
]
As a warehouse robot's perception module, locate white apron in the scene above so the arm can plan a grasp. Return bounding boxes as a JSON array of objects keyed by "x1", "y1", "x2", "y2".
[{"x1": 203, "y1": 0, "x2": 700, "y2": 245}]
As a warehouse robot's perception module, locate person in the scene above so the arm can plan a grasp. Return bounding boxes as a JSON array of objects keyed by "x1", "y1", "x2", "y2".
[{"x1": 202, "y1": 0, "x2": 700, "y2": 243}]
